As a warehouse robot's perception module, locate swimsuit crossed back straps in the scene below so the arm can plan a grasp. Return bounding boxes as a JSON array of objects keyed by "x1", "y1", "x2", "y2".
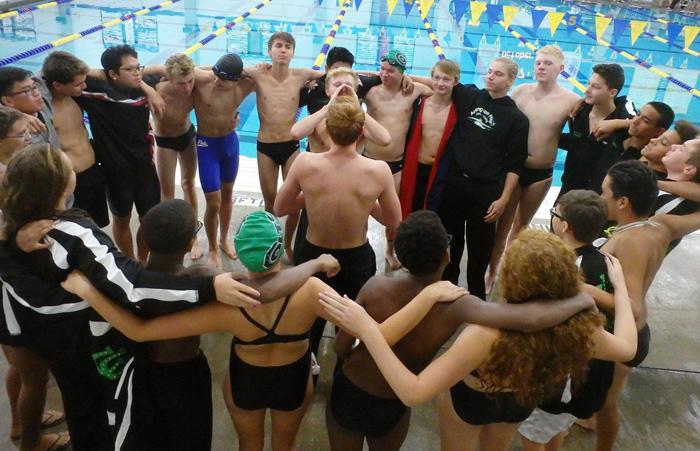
[
  {"x1": 594, "y1": 219, "x2": 662, "y2": 248},
  {"x1": 233, "y1": 295, "x2": 308, "y2": 346}
]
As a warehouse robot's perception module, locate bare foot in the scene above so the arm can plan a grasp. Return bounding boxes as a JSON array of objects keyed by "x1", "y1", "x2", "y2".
[
  {"x1": 29, "y1": 432, "x2": 71, "y2": 451},
  {"x1": 575, "y1": 416, "x2": 597, "y2": 431},
  {"x1": 190, "y1": 239, "x2": 203, "y2": 260},
  {"x1": 208, "y1": 251, "x2": 221, "y2": 269},
  {"x1": 285, "y1": 245, "x2": 293, "y2": 264},
  {"x1": 219, "y1": 241, "x2": 237, "y2": 260},
  {"x1": 385, "y1": 252, "x2": 402, "y2": 271}
]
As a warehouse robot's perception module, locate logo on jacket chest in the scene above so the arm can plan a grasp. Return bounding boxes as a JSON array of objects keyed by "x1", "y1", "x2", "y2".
[{"x1": 467, "y1": 107, "x2": 495, "y2": 131}]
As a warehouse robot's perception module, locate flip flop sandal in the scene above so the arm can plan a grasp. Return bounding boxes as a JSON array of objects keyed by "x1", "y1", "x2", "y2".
[
  {"x1": 42, "y1": 432, "x2": 71, "y2": 451},
  {"x1": 10, "y1": 410, "x2": 65, "y2": 440}
]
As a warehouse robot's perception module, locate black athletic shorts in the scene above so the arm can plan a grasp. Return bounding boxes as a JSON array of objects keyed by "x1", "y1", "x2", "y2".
[
  {"x1": 330, "y1": 369, "x2": 407, "y2": 438},
  {"x1": 518, "y1": 166, "x2": 553, "y2": 187},
  {"x1": 450, "y1": 381, "x2": 533, "y2": 425},
  {"x1": 257, "y1": 140, "x2": 299, "y2": 166},
  {"x1": 154, "y1": 124, "x2": 196, "y2": 152},
  {"x1": 540, "y1": 359, "x2": 615, "y2": 419},
  {"x1": 74, "y1": 162, "x2": 109, "y2": 228},
  {"x1": 624, "y1": 323, "x2": 651, "y2": 368},
  {"x1": 105, "y1": 166, "x2": 160, "y2": 218},
  {"x1": 146, "y1": 352, "x2": 212, "y2": 451}
]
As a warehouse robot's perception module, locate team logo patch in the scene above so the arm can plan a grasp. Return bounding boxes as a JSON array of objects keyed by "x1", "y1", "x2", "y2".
[{"x1": 468, "y1": 107, "x2": 495, "y2": 131}]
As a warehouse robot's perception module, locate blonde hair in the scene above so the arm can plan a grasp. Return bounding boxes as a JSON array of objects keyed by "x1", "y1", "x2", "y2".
[
  {"x1": 537, "y1": 45, "x2": 565, "y2": 63},
  {"x1": 492, "y1": 57, "x2": 518, "y2": 80},
  {"x1": 165, "y1": 53, "x2": 195, "y2": 78},
  {"x1": 326, "y1": 96, "x2": 364, "y2": 146},
  {"x1": 326, "y1": 67, "x2": 360, "y2": 91},
  {"x1": 431, "y1": 59, "x2": 460, "y2": 81}
]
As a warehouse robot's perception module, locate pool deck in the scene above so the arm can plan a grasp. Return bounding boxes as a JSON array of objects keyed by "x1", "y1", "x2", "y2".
[{"x1": 1, "y1": 157, "x2": 699, "y2": 450}]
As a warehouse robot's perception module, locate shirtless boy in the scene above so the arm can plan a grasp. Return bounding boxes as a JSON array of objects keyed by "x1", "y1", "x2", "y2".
[
  {"x1": 399, "y1": 60, "x2": 459, "y2": 218},
  {"x1": 485, "y1": 46, "x2": 579, "y2": 290},
  {"x1": 596, "y1": 160, "x2": 700, "y2": 451},
  {"x1": 274, "y1": 95, "x2": 401, "y2": 370},
  {"x1": 640, "y1": 120, "x2": 698, "y2": 179},
  {"x1": 40, "y1": 51, "x2": 110, "y2": 228},
  {"x1": 152, "y1": 54, "x2": 201, "y2": 259},
  {"x1": 193, "y1": 53, "x2": 254, "y2": 268},
  {"x1": 244, "y1": 32, "x2": 322, "y2": 260},
  {"x1": 363, "y1": 49, "x2": 432, "y2": 269},
  {"x1": 327, "y1": 210, "x2": 594, "y2": 451}
]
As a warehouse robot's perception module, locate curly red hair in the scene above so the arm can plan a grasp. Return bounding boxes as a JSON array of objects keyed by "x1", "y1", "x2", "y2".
[{"x1": 480, "y1": 230, "x2": 604, "y2": 406}]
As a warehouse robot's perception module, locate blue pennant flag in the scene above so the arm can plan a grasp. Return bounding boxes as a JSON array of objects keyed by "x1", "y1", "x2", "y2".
[
  {"x1": 565, "y1": 13, "x2": 579, "y2": 36},
  {"x1": 486, "y1": 4, "x2": 501, "y2": 29},
  {"x1": 403, "y1": 0, "x2": 414, "y2": 17},
  {"x1": 453, "y1": 0, "x2": 468, "y2": 24},
  {"x1": 611, "y1": 18, "x2": 628, "y2": 44},
  {"x1": 531, "y1": 9, "x2": 547, "y2": 34},
  {"x1": 355, "y1": 0, "x2": 362, "y2": 9},
  {"x1": 667, "y1": 22, "x2": 683, "y2": 47}
]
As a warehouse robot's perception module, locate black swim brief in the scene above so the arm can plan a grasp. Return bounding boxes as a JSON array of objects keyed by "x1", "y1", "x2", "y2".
[
  {"x1": 330, "y1": 369, "x2": 407, "y2": 438},
  {"x1": 257, "y1": 140, "x2": 300, "y2": 166},
  {"x1": 518, "y1": 166, "x2": 553, "y2": 187},
  {"x1": 74, "y1": 162, "x2": 109, "y2": 228},
  {"x1": 450, "y1": 381, "x2": 533, "y2": 425},
  {"x1": 624, "y1": 323, "x2": 650, "y2": 368},
  {"x1": 229, "y1": 341, "x2": 311, "y2": 411},
  {"x1": 154, "y1": 124, "x2": 196, "y2": 152},
  {"x1": 386, "y1": 159, "x2": 404, "y2": 174}
]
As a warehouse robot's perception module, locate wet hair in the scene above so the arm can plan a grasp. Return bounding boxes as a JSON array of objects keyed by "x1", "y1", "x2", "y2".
[
  {"x1": 592, "y1": 64, "x2": 624, "y2": 93},
  {"x1": 607, "y1": 160, "x2": 658, "y2": 217},
  {"x1": 674, "y1": 120, "x2": 699, "y2": 143},
  {"x1": 431, "y1": 59, "x2": 460, "y2": 81},
  {"x1": 326, "y1": 67, "x2": 359, "y2": 91},
  {"x1": 326, "y1": 47, "x2": 354, "y2": 68},
  {"x1": 646, "y1": 102, "x2": 674, "y2": 130},
  {"x1": 100, "y1": 45, "x2": 138, "y2": 76},
  {"x1": 0, "y1": 105, "x2": 24, "y2": 139},
  {"x1": 41, "y1": 51, "x2": 89, "y2": 87},
  {"x1": 143, "y1": 199, "x2": 196, "y2": 255},
  {"x1": 395, "y1": 211, "x2": 449, "y2": 276},
  {"x1": 267, "y1": 31, "x2": 295, "y2": 50},
  {"x1": 165, "y1": 53, "x2": 195, "y2": 78},
  {"x1": 482, "y1": 230, "x2": 604, "y2": 407},
  {"x1": 0, "y1": 143, "x2": 70, "y2": 234},
  {"x1": 537, "y1": 45, "x2": 565, "y2": 63},
  {"x1": 556, "y1": 190, "x2": 608, "y2": 244},
  {"x1": 325, "y1": 96, "x2": 364, "y2": 146},
  {"x1": 0, "y1": 67, "x2": 33, "y2": 99},
  {"x1": 492, "y1": 57, "x2": 518, "y2": 80}
]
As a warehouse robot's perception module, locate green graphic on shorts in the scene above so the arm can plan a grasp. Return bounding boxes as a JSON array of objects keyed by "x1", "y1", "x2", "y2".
[{"x1": 91, "y1": 346, "x2": 129, "y2": 381}]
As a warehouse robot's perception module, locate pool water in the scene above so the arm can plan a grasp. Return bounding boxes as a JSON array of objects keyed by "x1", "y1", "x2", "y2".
[{"x1": 2, "y1": 0, "x2": 699, "y2": 187}]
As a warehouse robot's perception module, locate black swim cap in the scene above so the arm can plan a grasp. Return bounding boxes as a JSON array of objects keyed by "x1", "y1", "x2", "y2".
[{"x1": 213, "y1": 53, "x2": 243, "y2": 81}]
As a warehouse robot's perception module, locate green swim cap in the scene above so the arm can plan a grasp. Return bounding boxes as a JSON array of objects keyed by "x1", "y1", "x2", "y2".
[
  {"x1": 234, "y1": 211, "x2": 284, "y2": 273},
  {"x1": 381, "y1": 49, "x2": 407, "y2": 73}
]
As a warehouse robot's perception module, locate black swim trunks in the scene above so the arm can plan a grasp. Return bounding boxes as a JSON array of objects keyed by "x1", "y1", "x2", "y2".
[
  {"x1": 518, "y1": 166, "x2": 553, "y2": 187},
  {"x1": 330, "y1": 369, "x2": 407, "y2": 438},
  {"x1": 154, "y1": 124, "x2": 196, "y2": 152},
  {"x1": 146, "y1": 352, "x2": 213, "y2": 451},
  {"x1": 257, "y1": 140, "x2": 300, "y2": 166},
  {"x1": 105, "y1": 166, "x2": 160, "y2": 218},
  {"x1": 624, "y1": 323, "x2": 650, "y2": 368},
  {"x1": 74, "y1": 162, "x2": 109, "y2": 228},
  {"x1": 450, "y1": 381, "x2": 533, "y2": 425},
  {"x1": 229, "y1": 341, "x2": 311, "y2": 411}
]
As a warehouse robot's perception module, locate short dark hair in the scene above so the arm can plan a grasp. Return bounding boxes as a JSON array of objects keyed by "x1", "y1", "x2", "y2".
[
  {"x1": 143, "y1": 199, "x2": 196, "y2": 255},
  {"x1": 326, "y1": 47, "x2": 354, "y2": 68},
  {"x1": 0, "y1": 67, "x2": 33, "y2": 99},
  {"x1": 0, "y1": 105, "x2": 24, "y2": 139},
  {"x1": 395, "y1": 210, "x2": 448, "y2": 276},
  {"x1": 100, "y1": 45, "x2": 138, "y2": 75},
  {"x1": 607, "y1": 160, "x2": 658, "y2": 217},
  {"x1": 556, "y1": 190, "x2": 608, "y2": 244},
  {"x1": 646, "y1": 101, "x2": 674, "y2": 130},
  {"x1": 592, "y1": 64, "x2": 624, "y2": 93},
  {"x1": 267, "y1": 31, "x2": 295, "y2": 50},
  {"x1": 42, "y1": 51, "x2": 89, "y2": 87},
  {"x1": 674, "y1": 120, "x2": 698, "y2": 143}
]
